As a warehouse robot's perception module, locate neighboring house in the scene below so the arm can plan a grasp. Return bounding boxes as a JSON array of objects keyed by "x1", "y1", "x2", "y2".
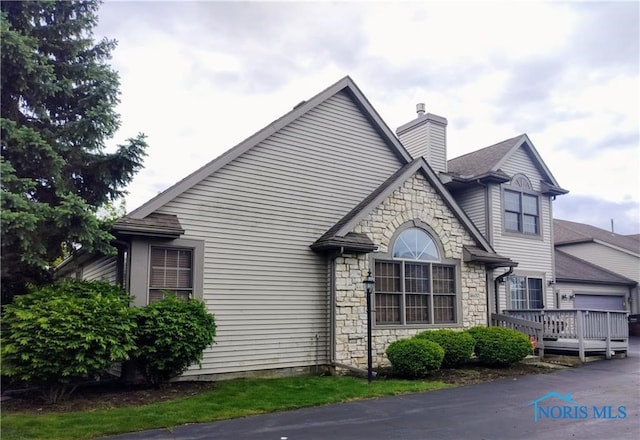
[
  {"x1": 554, "y1": 249, "x2": 637, "y2": 311},
  {"x1": 57, "y1": 76, "x2": 575, "y2": 379},
  {"x1": 554, "y1": 219, "x2": 640, "y2": 314},
  {"x1": 440, "y1": 134, "x2": 568, "y2": 314}
]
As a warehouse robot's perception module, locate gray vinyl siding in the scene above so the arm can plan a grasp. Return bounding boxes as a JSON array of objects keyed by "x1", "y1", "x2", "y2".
[
  {"x1": 555, "y1": 282, "x2": 629, "y2": 311},
  {"x1": 557, "y1": 243, "x2": 639, "y2": 314},
  {"x1": 428, "y1": 123, "x2": 447, "y2": 173},
  {"x1": 556, "y1": 286, "x2": 574, "y2": 310},
  {"x1": 451, "y1": 187, "x2": 487, "y2": 238},
  {"x1": 489, "y1": 147, "x2": 555, "y2": 310},
  {"x1": 557, "y1": 243, "x2": 640, "y2": 283},
  {"x1": 501, "y1": 148, "x2": 546, "y2": 192},
  {"x1": 152, "y1": 91, "x2": 404, "y2": 376},
  {"x1": 398, "y1": 120, "x2": 447, "y2": 173},
  {"x1": 82, "y1": 256, "x2": 117, "y2": 283}
]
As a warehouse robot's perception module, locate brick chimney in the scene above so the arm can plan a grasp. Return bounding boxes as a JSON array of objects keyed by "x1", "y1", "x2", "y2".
[{"x1": 396, "y1": 104, "x2": 448, "y2": 174}]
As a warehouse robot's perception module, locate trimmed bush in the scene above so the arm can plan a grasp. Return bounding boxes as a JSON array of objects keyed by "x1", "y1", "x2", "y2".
[
  {"x1": 1, "y1": 281, "x2": 136, "y2": 402},
  {"x1": 385, "y1": 338, "x2": 444, "y2": 378},
  {"x1": 466, "y1": 326, "x2": 532, "y2": 366},
  {"x1": 415, "y1": 329, "x2": 476, "y2": 368},
  {"x1": 133, "y1": 295, "x2": 216, "y2": 386}
]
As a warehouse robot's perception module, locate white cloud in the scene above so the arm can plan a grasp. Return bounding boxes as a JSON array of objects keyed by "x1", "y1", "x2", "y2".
[{"x1": 95, "y1": 0, "x2": 640, "y2": 233}]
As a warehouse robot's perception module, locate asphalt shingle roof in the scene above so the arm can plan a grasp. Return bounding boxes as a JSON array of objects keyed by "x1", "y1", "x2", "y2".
[
  {"x1": 555, "y1": 249, "x2": 637, "y2": 285},
  {"x1": 447, "y1": 135, "x2": 523, "y2": 178},
  {"x1": 554, "y1": 219, "x2": 640, "y2": 255},
  {"x1": 114, "y1": 213, "x2": 184, "y2": 237}
]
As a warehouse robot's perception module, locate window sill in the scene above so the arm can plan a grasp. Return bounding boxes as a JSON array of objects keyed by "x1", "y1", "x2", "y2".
[
  {"x1": 502, "y1": 230, "x2": 544, "y2": 241},
  {"x1": 373, "y1": 322, "x2": 461, "y2": 330}
]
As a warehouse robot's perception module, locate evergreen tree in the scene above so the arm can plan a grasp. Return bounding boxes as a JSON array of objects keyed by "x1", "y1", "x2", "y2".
[{"x1": 1, "y1": 0, "x2": 147, "y2": 301}]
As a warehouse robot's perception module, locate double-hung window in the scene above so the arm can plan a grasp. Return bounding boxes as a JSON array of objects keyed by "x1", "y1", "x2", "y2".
[
  {"x1": 149, "y1": 247, "x2": 193, "y2": 303},
  {"x1": 509, "y1": 276, "x2": 543, "y2": 309},
  {"x1": 374, "y1": 227, "x2": 457, "y2": 326},
  {"x1": 505, "y1": 189, "x2": 539, "y2": 234}
]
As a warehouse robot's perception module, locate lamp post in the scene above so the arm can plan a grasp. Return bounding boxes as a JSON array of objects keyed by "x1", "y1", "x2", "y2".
[{"x1": 363, "y1": 270, "x2": 375, "y2": 384}]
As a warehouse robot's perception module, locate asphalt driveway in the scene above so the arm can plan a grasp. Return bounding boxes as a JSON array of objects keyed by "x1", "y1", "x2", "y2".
[{"x1": 103, "y1": 338, "x2": 640, "y2": 440}]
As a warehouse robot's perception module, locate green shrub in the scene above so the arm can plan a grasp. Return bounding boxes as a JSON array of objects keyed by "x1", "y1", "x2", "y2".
[
  {"x1": 385, "y1": 338, "x2": 444, "y2": 378},
  {"x1": 415, "y1": 329, "x2": 476, "y2": 368},
  {"x1": 0, "y1": 281, "x2": 136, "y2": 402},
  {"x1": 466, "y1": 326, "x2": 532, "y2": 366},
  {"x1": 133, "y1": 295, "x2": 216, "y2": 386}
]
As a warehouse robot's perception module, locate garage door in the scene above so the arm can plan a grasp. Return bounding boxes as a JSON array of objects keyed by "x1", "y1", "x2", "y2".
[{"x1": 574, "y1": 294, "x2": 625, "y2": 311}]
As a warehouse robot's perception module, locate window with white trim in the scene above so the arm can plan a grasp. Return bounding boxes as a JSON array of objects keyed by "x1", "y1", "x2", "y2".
[
  {"x1": 508, "y1": 275, "x2": 543, "y2": 309},
  {"x1": 149, "y1": 247, "x2": 193, "y2": 303},
  {"x1": 504, "y1": 174, "x2": 539, "y2": 235},
  {"x1": 374, "y1": 227, "x2": 457, "y2": 326}
]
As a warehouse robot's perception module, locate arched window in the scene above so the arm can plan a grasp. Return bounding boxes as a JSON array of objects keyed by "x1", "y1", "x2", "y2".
[
  {"x1": 392, "y1": 228, "x2": 439, "y2": 260},
  {"x1": 375, "y1": 226, "x2": 458, "y2": 326}
]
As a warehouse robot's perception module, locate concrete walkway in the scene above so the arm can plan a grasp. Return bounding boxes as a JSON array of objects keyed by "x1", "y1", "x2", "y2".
[{"x1": 102, "y1": 338, "x2": 640, "y2": 440}]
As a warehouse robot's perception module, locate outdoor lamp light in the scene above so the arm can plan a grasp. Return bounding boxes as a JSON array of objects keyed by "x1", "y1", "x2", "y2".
[
  {"x1": 363, "y1": 270, "x2": 375, "y2": 383},
  {"x1": 364, "y1": 270, "x2": 375, "y2": 295}
]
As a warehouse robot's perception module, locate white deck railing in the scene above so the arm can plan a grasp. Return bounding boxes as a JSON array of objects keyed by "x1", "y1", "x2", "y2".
[{"x1": 499, "y1": 309, "x2": 629, "y2": 361}]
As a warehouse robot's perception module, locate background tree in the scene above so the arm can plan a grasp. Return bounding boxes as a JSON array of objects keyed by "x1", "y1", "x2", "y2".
[{"x1": 1, "y1": 0, "x2": 147, "y2": 301}]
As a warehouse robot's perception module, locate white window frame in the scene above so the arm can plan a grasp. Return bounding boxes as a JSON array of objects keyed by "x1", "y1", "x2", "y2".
[{"x1": 507, "y1": 274, "x2": 544, "y2": 310}]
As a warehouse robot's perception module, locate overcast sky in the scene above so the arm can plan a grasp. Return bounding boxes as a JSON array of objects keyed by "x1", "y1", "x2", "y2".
[{"x1": 95, "y1": 0, "x2": 639, "y2": 235}]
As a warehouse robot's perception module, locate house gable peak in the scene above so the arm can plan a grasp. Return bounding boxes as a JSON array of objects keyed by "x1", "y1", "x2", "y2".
[
  {"x1": 312, "y1": 157, "x2": 512, "y2": 266},
  {"x1": 128, "y1": 76, "x2": 413, "y2": 219},
  {"x1": 554, "y1": 218, "x2": 640, "y2": 255},
  {"x1": 446, "y1": 134, "x2": 568, "y2": 195}
]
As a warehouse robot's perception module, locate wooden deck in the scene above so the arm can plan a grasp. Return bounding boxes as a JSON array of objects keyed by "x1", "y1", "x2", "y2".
[
  {"x1": 542, "y1": 338, "x2": 628, "y2": 353},
  {"x1": 491, "y1": 309, "x2": 629, "y2": 362}
]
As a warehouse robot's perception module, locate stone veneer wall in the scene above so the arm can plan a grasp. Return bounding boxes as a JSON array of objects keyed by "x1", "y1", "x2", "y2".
[{"x1": 334, "y1": 172, "x2": 487, "y2": 369}]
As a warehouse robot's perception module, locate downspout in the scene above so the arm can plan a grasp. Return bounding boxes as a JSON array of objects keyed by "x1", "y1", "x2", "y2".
[{"x1": 494, "y1": 267, "x2": 514, "y2": 316}]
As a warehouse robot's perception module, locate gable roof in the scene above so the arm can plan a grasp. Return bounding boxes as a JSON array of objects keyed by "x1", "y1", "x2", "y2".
[
  {"x1": 448, "y1": 135, "x2": 521, "y2": 178},
  {"x1": 554, "y1": 218, "x2": 640, "y2": 256},
  {"x1": 446, "y1": 134, "x2": 568, "y2": 195},
  {"x1": 555, "y1": 249, "x2": 637, "y2": 286},
  {"x1": 312, "y1": 157, "x2": 514, "y2": 267},
  {"x1": 114, "y1": 213, "x2": 184, "y2": 238},
  {"x1": 128, "y1": 76, "x2": 413, "y2": 220}
]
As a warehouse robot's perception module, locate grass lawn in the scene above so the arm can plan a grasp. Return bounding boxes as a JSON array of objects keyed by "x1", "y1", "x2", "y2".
[{"x1": 1, "y1": 375, "x2": 454, "y2": 440}]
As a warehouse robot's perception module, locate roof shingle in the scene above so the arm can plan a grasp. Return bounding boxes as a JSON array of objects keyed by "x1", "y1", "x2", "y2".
[
  {"x1": 555, "y1": 249, "x2": 637, "y2": 285},
  {"x1": 554, "y1": 219, "x2": 640, "y2": 255},
  {"x1": 447, "y1": 135, "x2": 523, "y2": 178},
  {"x1": 114, "y1": 213, "x2": 184, "y2": 237}
]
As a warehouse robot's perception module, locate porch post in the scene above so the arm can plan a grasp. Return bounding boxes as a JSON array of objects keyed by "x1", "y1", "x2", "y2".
[
  {"x1": 577, "y1": 311, "x2": 585, "y2": 362},
  {"x1": 605, "y1": 312, "x2": 612, "y2": 360}
]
